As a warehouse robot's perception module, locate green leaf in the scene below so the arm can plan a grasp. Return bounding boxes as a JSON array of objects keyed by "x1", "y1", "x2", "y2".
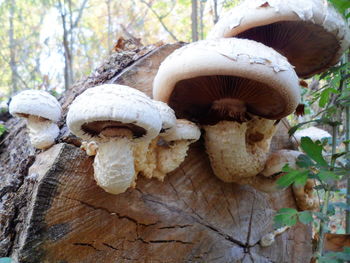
[
  {"x1": 296, "y1": 154, "x2": 314, "y2": 168},
  {"x1": 276, "y1": 166, "x2": 308, "y2": 188},
  {"x1": 298, "y1": 211, "x2": 313, "y2": 224},
  {"x1": 318, "y1": 170, "x2": 339, "y2": 182},
  {"x1": 319, "y1": 88, "x2": 339, "y2": 108},
  {"x1": 300, "y1": 137, "x2": 328, "y2": 167},
  {"x1": 0, "y1": 258, "x2": 12, "y2": 263},
  {"x1": 328, "y1": 0, "x2": 350, "y2": 16},
  {"x1": 294, "y1": 171, "x2": 309, "y2": 186},
  {"x1": 0, "y1": 124, "x2": 6, "y2": 136},
  {"x1": 274, "y1": 208, "x2": 298, "y2": 227}
]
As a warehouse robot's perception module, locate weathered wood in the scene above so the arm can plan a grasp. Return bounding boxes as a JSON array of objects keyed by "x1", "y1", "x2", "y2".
[
  {"x1": 0, "y1": 42, "x2": 312, "y2": 263},
  {"x1": 324, "y1": 233, "x2": 350, "y2": 252}
]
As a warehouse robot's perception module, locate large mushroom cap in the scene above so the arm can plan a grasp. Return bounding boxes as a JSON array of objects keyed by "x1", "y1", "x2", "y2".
[
  {"x1": 67, "y1": 84, "x2": 162, "y2": 141},
  {"x1": 207, "y1": 0, "x2": 350, "y2": 78},
  {"x1": 9, "y1": 90, "x2": 62, "y2": 122},
  {"x1": 153, "y1": 38, "x2": 300, "y2": 125}
]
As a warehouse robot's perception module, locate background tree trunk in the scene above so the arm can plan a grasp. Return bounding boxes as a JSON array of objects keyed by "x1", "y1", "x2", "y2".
[
  {"x1": 191, "y1": 0, "x2": 198, "y2": 41},
  {"x1": 9, "y1": 0, "x2": 18, "y2": 95},
  {"x1": 0, "y1": 42, "x2": 312, "y2": 263}
]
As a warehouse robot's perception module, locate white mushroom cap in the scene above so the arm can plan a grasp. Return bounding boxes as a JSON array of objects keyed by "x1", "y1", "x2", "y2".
[
  {"x1": 9, "y1": 90, "x2": 62, "y2": 122},
  {"x1": 67, "y1": 84, "x2": 162, "y2": 141},
  {"x1": 260, "y1": 149, "x2": 302, "y2": 177},
  {"x1": 153, "y1": 100, "x2": 176, "y2": 132},
  {"x1": 207, "y1": 0, "x2": 350, "y2": 78},
  {"x1": 162, "y1": 119, "x2": 201, "y2": 142},
  {"x1": 294, "y1": 126, "x2": 331, "y2": 143},
  {"x1": 153, "y1": 38, "x2": 299, "y2": 124}
]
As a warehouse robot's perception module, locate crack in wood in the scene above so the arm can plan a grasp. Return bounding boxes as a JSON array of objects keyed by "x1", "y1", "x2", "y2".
[
  {"x1": 102, "y1": 242, "x2": 119, "y2": 251},
  {"x1": 62, "y1": 195, "x2": 159, "y2": 227},
  {"x1": 158, "y1": 224, "x2": 192, "y2": 229},
  {"x1": 246, "y1": 194, "x2": 256, "y2": 248},
  {"x1": 73, "y1": 242, "x2": 100, "y2": 251},
  {"x1": 129, "y1": 237, "x2": 193, "y2": 245},
  {"x1": 138, "y1": 193, "x2": 247, "y2": 248}
]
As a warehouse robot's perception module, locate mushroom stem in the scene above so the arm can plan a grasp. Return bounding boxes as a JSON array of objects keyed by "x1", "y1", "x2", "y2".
[
  {"x1": 26, "y1": 115, "x2": 59, "y2": 149},
  {"x1": 134, "y1": 139, "x2": 157, "y2": 179},
  {"x1": 93, "y1": 130, "x2": 136, "y2": 194},
  {"x1": 203, "y1": 118, "x2": 276, "y2": 182},
  {"x1": 153, "y1": 140, "x2": 191, "y2": 181}
]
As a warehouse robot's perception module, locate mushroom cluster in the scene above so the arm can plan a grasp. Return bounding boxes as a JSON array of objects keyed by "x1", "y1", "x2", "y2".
[
  {"x1": 66, "y1": 84, "x2": 200, "y2": 194},
  {"x1": 152, "y1": 0, "x2": 350, "y2": 211}
]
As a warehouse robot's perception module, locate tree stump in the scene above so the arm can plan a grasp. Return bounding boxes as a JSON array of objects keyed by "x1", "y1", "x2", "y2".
[{"x1": 0, "y1": 42, "x2": 312, "y2": 263}]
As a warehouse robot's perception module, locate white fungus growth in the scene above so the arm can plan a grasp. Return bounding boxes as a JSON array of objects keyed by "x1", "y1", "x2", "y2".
[{"x1": 9, "y1": 90, "x2": 62, "y2": 150}]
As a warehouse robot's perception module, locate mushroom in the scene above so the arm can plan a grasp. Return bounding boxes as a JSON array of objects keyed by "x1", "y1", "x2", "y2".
[
  {"x1": 260, "y1": 226, "x2": 290, "y2": 247},
  {"x1": 154, "y1": 119, "x2": 201, "y2": 181},
  {"x1": 9, "y1": 90, "x2": 62, "y2": 149},
  {"x1": 66, "y1": 84, "x2": 162, "y2": 194},
  {"x1": 133, "y1": 100, "x2": 177, "y2": 179},
  {"x1": 207, "y1": 0, "x2": 350, "y2": 78},
  {"x1": 153, "y1": 38, "x2": 300, "y2": 183},
  {"x1": 134, "y1": 101, "x2": 200, "y2": 181},
  {"x1": 293, "y1": 126, "x2": 332, "y2": 146},
  {"x1": 252, "y1": 149, "x2": 319, "y2": 211}
]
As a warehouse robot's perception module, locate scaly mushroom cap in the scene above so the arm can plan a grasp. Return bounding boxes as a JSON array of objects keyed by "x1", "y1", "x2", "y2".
[
  {"x1": 67, "y1": 84, "x2": 162, "y2": 141},
  {"x1": 153, "y1": 38, "x2": 299, "y2": 125},
  {"x1": 9, "y1": 90, "x2": 62, "y2": 122},
  {"x1": 294, "y1": 126, "x2": 331, "y2": 143},
  {"x1": 208, "y1": 0, "x2": 350, "y2": 78},
  {"x1": 162, "y1": 119, "x2": 201, "y2": 142},
  {"x1": 153, "y1": 100, "x2": 176, "y2": 132}
]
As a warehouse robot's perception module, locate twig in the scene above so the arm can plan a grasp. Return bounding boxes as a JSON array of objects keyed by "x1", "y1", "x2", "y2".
[{"x1": 138, "y1": 0, "x2": 179, "y2": 41}]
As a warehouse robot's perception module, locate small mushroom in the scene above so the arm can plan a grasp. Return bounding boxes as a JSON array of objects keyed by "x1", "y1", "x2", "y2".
[
  {"x1": 260, "y1": 226, "x2": 290, "y2": 247},
  {"x1": 293, "y1": 126, "x2": 332, "y2": 146},
  {"x1": 153, "y1": 38, "x2": 300, "y2": 183},
  {"x1": 67, "y1": 84, "x2": 161, "y2": 194},
  {"x1": 9, "y1": 90, "x2": 62, "y2": 149},
  {"x1": 207, "y1": 0, "x2": 350, "y2": 78},
  {"x1": 133, "y1": 100, "x2": 177, "y2": 179},
  {"x1": 154, "y1": 119, "x2": 201, "y2": 181},
  {"x1": 253, "y1": 149, "x2": 319, "y2": 211}
]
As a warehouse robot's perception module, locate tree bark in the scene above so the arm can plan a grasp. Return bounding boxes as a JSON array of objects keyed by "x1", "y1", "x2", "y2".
[
  {"x1": 191, "y1": 0, "x2": 198, "y2": 42},
  {"x1": 0, "y1": 42, "x2": 312, "y2": 263},
  {"x1": 9, "y1": 0, "x2": 18, "y2": 95}
]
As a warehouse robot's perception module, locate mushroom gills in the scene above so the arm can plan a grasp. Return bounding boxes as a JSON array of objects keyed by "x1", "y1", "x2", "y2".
[
  {"x1": 82, "y1": 120, "x2": 146, "y2": 138},
  {"x1": 235, "y1": 21, "x2": 339, "y2": 77},
  {"x1": 169, "y1": 75, "x2": 285, "y2": 125},
  {"x1": 93, "y1": 129, "x2": 136, "y2": 194},
  {"x1": 26, "y1": 115, "x2": 59, "y2": 149}
]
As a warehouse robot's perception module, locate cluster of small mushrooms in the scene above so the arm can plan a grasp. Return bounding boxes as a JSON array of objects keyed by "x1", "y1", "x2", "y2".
[{"x1": 8, "y1": 0, "x2": 350, "y2": 212}]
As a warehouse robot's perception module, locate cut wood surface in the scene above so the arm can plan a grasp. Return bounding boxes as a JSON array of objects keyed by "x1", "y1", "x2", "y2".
[{"x1": 0, "y1": 42, "x2": 312, "y2": 263}]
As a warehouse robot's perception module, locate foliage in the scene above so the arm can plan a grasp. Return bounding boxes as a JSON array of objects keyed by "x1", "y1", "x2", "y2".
[
  {"x1": 275, "y1": 2, "x2": 350, "y2": 260},
  {"x1": 0, "y1": 124, "x2": 6, "y2": 137},
  {"x1": 328, "y1": 0, "x2": 350, "y2": 17}
]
